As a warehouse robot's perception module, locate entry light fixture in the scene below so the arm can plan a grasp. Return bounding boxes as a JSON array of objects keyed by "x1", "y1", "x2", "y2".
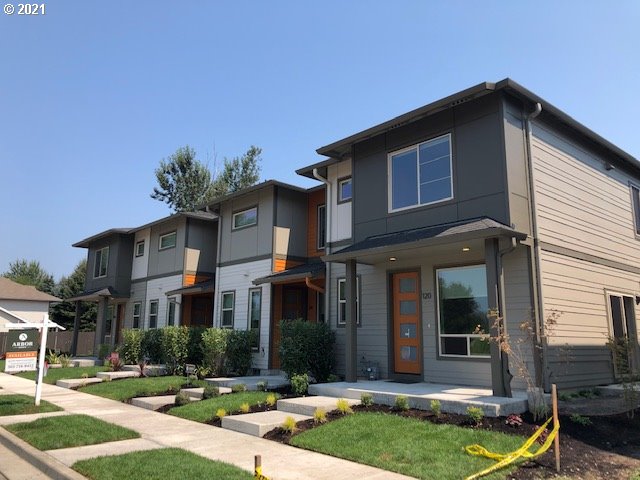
[
  {"x1": 462, "y1": 247, "x2": 471, "y2": 252},
  {"x1": 389, "y1": 257, "x2": 397, "y2": 262}
]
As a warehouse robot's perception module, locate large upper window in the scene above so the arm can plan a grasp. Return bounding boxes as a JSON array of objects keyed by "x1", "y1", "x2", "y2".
[
  {"x1": 338, "y1": 277, "x2": 360, "y2": 326},
  {"x1": 388, "y1": 134, "x2": 453, "y2": 212},
  {"x1": 630, "y1": 184, "x2": 640, "y2": 236},
  {"x1": 159, "y1": 231, "x2": 177, "y2": 250},
  {"x1": 317, "y1": 204, "x2": 326, "y2": 250},
  {"x1": 221, "y1": 291, "x2": 235, "y2": 328},
  {"x1": 233, "y1": 207, "x2": 258, "y2": 230},
  {"x1": 94, "y1": 246, "x2": 109, "y2": 278},
  {"x1": 436, "y1": 265, "x2": 489, "y2": 358},
  {"x1": 248, "y1": 288, "x2": 262, "y2": 350}
]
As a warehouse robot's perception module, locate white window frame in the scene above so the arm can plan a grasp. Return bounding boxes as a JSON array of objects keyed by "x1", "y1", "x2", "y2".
[
  {"x1": 220, "y1": 291, "x2": 235, "y2": 328},
  {"x1": 387, "y1": 133, "x2": 453, "y2": 213},
  {"x1": 232, "y1": 207, "x2": 258, "y2": 230},
  {"x1": 167, "y1": 298, "x2": 177, "y2": 326},
  {"x1": 338, "y1": 177, "x2": 352, "y2": 202},
  {"x1": 159, "y1": 231, "x2": 177, "y2": 250},
  {"x1": 248, "y1": 288, "x2": 262, "y2": 350},
  {"x1": 93, "y1": 246, "x2": 109, "y2": 279},
  {"x1": 132, "y1": 302, "x2": 141, "y2": 329},
  {"x1": 148, "y1": 300, "x2": 159, "y2": 329},
  {"x1": 436, "y1": 264, "x2": 490, "y2": 359},
  {"x1": 135, "y1": 240, "x2": 145, "y2": 257},
  {"x1": 337, "y1": 277, "x2": 360, "y2": 326},
  {"x1": 317, "y1": 204, "x2": 326, "y2": 250}
]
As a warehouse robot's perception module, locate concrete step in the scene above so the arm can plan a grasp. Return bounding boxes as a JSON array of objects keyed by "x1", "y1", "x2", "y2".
[
  {"x1": 96, "y1": 371, "x2": 139, "y2": 381},
  {"x1": 122, "y1": 365, "x2": 167, "y2": 376},
  {"x1": 277, "y1": 396, "x2": 360, "y2": 416},
  {"x1": 221, "y1": 410, "x2": 310, "y2": 437},
  {"x1": 72, "y1": 358, "x2": 97, "y2": 367},
  {"x1": 56, "y1": 377, "x2": 103, "y2": 389},
  {"x1": 205, "y1": 375, "x2": 289, "y2": 391},
  {"x1": 130, "y1": 395, "x2": 183, "y2": 411},
  {"x1": 180, "y1": 386, "x2": 232, "y2": 399}
]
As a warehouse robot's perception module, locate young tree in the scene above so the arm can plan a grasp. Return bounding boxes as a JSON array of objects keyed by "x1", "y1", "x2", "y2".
[
  {"x1": 3, "y1": 259, "x2": 55, "y2": 294},
  {"x1": 151, "y1": 146, "x2": 214, "y2": 212},
  {"x1": 211, "y1": 146, "x2": 262, "y2": 197},
  {"x1": 50, "y1": 259, "x2": 97, "y2": 331}
]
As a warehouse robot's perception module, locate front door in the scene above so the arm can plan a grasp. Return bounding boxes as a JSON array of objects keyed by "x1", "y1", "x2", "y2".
[{"x1": 392, "y1": 271, "x2": 422, "y2": 375}]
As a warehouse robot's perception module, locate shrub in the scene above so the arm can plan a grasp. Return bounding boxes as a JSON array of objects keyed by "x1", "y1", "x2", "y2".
[
  {"x1": 226, "y1": 330, "x2": 254, "y2": 376},
  {"x1": 215, "y1": 408, "x2": 227, "y2": 419},
  {"x1": 326, "y1": 374, "x2": 340, "y2": 383},
  {"x1": 279, "y1": 319, "x2": 335, "y2": 382},
  {"x1": 141, "y1": 329, "x2": 164, "y2": 364},
  {"x1": 201, "y1": 328, "x2": 230, "y2": 375},
  {"x1": 203, "y1": 385, "x2": 220, "y2": 399},
  {"x1": 119, "y1": 329, "x2": 143, "y2": 364},
  {"x1": 162, "y1": 326, "x2": 190, "y2": 375},
  {"x1": 187, "y1": 326, "x2": 206, "y2": 366},
  {"x1": 256, "y1": 381, "x2": 268, "y2": 392},
  {"x1": 174, "y1": 392, "x2": 191, "y2": 406},
  {"x1": 59, "y1": 354, "x2": 72, "y2": 368},
  {"x1": 196, "y1": 365, "x2": 211, "y2": 380},
  {"x1": 313, "y1": 408, "x2": 327, "y2": 424},
  {"x1": 231, "y1": 383, "x2": 247, "y2": 393},
  {"x1": 360, "y1": 393, "x2": 373, "y2": 407},
  {"x1": 239, "y1": 402, "x2": 250, "y2": 414},
  {"x1": 336, "y1": 398, "x2": 353, "y2": 415},
  {"x1": 505, "y1": 414, "x2": 523, "y2": 427},
  {"x1": 266, "y1": 393, "x2": 277, "y2": 407},
  {"x1": 430, "y1": 399, "x2": 442, "y2": 417},
  {"x1": 466, "y1": 406, "x2": 484, "y2": 425},
  {"x1": 97, "y1": 343, "x2": 110, "y2": 360},
  {"x1": 281, "y1": 416, "x2": 297, "y2": 433},
  {"x1": 394, "y1": 395, "x2": 409, "y2": 411},
  {"x1": 570, "y1": 414, "x2": 592, "y2": 426},
  {"x1": 46, "y1": 350, "x2": 61, "y2": 364},
  {"x1": 107, "y1": 353, "x2": 123, "y2": 372},
  {"x1": 291, "y1": 373, "x2": 309, "y2": 396}
]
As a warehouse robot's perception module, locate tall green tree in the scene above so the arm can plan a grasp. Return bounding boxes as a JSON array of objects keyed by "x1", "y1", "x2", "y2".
[
  {"x1": 211, "y1": 146, "x2": 262, "y2": 197},
  {"x1": 50, "y1": 259, "x2": 97, "y2": 331},
  {"x1": 151, "y1": 146, "x2": 214, "y2": 212},
  {"x1": 3, "y1": 259, "x2": 55, "y2": 295}
]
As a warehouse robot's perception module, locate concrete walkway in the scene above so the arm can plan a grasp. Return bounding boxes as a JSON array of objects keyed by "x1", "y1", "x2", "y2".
[{"x1": 0, "y1": 373, "x2": 412, "y2": 480}]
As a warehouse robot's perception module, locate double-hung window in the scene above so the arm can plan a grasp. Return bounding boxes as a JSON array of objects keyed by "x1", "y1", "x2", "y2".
[
  {"x1": 233, "y1": 207, "x2": 258, "y2": 230},
  {"x1": 159, "y1": 231, "x2": 177, "y2": 250},
  {"x1": 337, "y1": 277, "x2": 360, "y2": 325},
  {"x1": 436, "y1": 265, "x2": 489, "y2": 358},
  {"x1": 630, "y1": 184, "x2": 640, "y2": 236},
  {"x1": 167, "y1": 299, "x2": 177, "y2": 326},
  {"x1": 389, "y1": 134, "x2": 453, "y2": 212},
  {"x1": 149, "y1": 300, "x2": 158, "y2": 328},
  {"x1": 607, "y1": 292, "x2": 638, "y2": 376},
  {"x1": 317, "y1": 204, "x2": 326, "y2": 250},
  {"x1": 132, "y1": 302, "x2": 141, "y2": 328},
  {"x1": 94, "y1": 246, "x2": 109, "y2": 278},
  {"x1": 221, "y1": 291, "x2": 235, "y2": 328},
  {"x1": 248, "y1": 288, "x2": 261, "y2": 350}
]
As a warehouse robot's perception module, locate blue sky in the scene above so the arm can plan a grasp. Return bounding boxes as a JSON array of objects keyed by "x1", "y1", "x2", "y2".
[{"x1": 1, "y1": 1, "x2": 638, "y2": 279}]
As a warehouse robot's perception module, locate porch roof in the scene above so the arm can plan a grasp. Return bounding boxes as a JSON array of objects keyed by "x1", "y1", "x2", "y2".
[
  {"x1": 252, "y1": 262, "x2": 325, "y2": 285},
  {"x1": 323, "y1": 217, "x2": 526, "y2": 263},
  {"x1": 66, "y1": 286, "x2": 129, "y2": 302},
  {"x1": 165, "y1": 280, "x2": 215, "y2": 296}
]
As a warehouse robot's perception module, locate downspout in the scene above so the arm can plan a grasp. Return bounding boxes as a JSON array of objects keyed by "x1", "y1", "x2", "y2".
[
  {"x1": 305, "y1": 277, "x2": 325, "y2": 294},
  {"x1": 524, "y1": 102, "x2": 547, "y2": 390},
  {"x1": 313, "y1": 168, "x2": 331, "y2": 324}
]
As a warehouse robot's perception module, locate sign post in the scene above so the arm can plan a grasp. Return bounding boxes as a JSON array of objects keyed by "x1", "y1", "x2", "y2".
[{"x1": 34, "y1": 315, "x2": 50, "y2": 406}]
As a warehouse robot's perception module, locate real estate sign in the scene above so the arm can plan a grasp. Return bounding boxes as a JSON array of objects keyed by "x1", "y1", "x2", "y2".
[{"x1": 4, "y1": 329, "x2": 38, "y2": 373}]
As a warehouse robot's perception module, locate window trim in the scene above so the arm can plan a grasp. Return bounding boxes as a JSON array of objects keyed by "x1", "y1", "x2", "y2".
[
  {"x1": 605, "y1": 289, "x2": 637, "y2": 377},
  {"x1": 247, "y1": 287, "x2": 262, "y2": 351},
  {"x1": 338, "y1": 176, "x2": 352, "y2": 203},
  {"x1": 167, "y1": 298, "x2": 177, "y2": 326},
  {"x1": 159, "y1": 231, "x2": 177, "y2": 251},
  {"x1": 232, "y1": 206, "x2": 258, "y2": 231},
  {"x1": 317, "y1": 204, "x2": 326, "y2": 250},
  {"x1": 132, "y1": 302, "x2": 141, "y2": 329},
  {"x1": 337, "y1": 276, "x2": 361, "y2": 326},
  {"x1": 148, "y1": 299, "x2": 159, "y2": 329},
  {"x1": 435, "y1": 263, "x2": 490, "y2": 359},
  {"x1": 135, "y1": 240, "x2": 145, "y2": 257},
  {"x1": 629, "y1": 182, "x2": 640, "y2": 238},
  {"x1": 93, "y1": 246, "x2": 109, "y2": 279},
  {"x1": 220, "y1": 291, "x2": 235, "y2": 328},
  {"x1": 387, "y1": 133, "x2": 454, "y2": 213}
]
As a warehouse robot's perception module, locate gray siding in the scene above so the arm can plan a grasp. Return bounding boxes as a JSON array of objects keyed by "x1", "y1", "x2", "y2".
[
  {"x1": 352, "y1": 93, "x2": 508, "y2": 242},
  {"x1": 147, "y1": 217, "x2": 186, "y2": 277},
  {"x1": 125, "y1": 281, "x2": 147, "y2": 329},
  {"x1": 186, "y1": 218, "x2": 217, "y2": 274},
  {"x1": 274, "y1": 187, "x2": 308, "y2": 258},
  {"x1": 85, "y1": 233, "x2": 133, "y2": 296}
]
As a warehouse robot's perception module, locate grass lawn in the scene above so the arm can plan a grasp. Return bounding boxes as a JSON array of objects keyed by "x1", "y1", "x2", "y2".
[
  {"x1": 16, "y1": 366, "x2": 107, "y2": 385},
  {"x1": 6, "y1": 414, "x2": 139, "y2": 450},
  {"x1": 73, "y1": 448, "x2": 253, "y2": 480},
  {"x1": 0, "y1": 394, "x2": 62, "y2": 416},
  {"x1": 290, "y1": 412, "x2": 525, "y2": 480},
  {"x1": 169, "y1": 391, "x2": 279, "y2": 423},
  {"x1": 78, "y1": 376, "x2": 204, "y2": 402}
]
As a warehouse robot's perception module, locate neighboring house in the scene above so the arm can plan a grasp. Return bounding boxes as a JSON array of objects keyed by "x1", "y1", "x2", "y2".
[
  {"x1": 206, "y1": 181, "x2": 326, "y2": 372},
  {"x1": 297, "y1": 78, "x2": 640, "y2": 394},
  {"x1": 0, "y1": 277, "x2": 61, "y2": 332}
]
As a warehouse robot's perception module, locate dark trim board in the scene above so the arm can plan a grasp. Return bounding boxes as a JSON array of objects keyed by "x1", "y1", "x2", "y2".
[
  {"x1": 130, "y1": 271, "x2": 184, "y2": 284},
  {"x1": 539, "y1": 242, "x2": 640, "y2": 275},
  {"x1": 217, "y1": 254, "x2": 273, "y2": 268}
]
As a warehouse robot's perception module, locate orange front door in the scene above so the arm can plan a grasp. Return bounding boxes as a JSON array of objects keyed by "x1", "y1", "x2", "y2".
[{"x1": 392, "y1": 272, "x2": 422, "y2": 374}]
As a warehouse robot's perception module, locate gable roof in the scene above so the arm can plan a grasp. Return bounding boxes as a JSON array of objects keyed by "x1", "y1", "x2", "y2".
[
  {"x1": 203, "y1": 179, "x2": 309, "y2": 210},
  {"x1": 0, "y1": 277, "x2": 61, "y2": 302}
]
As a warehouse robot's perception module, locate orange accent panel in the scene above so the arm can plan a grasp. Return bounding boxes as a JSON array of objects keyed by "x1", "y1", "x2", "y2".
[
  {"x1": 273, "y1": 258, "x2": 303, "y2": 273},
  {"x1": 392, "y1": 272, "x2": 422, "y2": 375},
  {"x1": 183, "y1": 274, "x2": 212, "y2": 287}
]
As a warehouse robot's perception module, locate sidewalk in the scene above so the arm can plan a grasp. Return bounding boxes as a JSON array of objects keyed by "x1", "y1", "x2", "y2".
[{"x1": 0, "y1": 373, "x2": 413, "y2": 480}]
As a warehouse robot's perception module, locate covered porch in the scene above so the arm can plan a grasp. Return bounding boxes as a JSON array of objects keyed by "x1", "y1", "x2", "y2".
[{"x1": 166, "y1": 280, "x2": 214, "y2": 328}]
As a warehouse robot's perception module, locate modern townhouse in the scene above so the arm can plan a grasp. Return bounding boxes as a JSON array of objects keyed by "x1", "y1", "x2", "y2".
[{"x1": 297, "y1": 78, "x2": 640, "y2": 395}]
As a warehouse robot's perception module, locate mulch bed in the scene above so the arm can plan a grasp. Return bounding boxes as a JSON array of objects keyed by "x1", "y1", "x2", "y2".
[{"x1": 263, "y1": 404, "x2": 640, "y2": 479}]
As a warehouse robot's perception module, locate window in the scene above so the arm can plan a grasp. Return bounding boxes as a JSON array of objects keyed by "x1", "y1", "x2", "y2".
[
  {"x1": 607, "y1": 292, "x2": 637, "y2": 376},
  {"x1": 159, "y1": 231, "x2": 177, "y2": 250},
  {"x1": 630, "y1": 185, "x2": 640, "y2": 236},
  {"x1": 105, "y1": 305, "x2": 114, "y2": 339},
  {"x1": 248, "y1": 288, "x2": 261, "y2": 350},
  {"x1": 167, "y1": 299, "x2": 177, "y2": 326},
  {"x1": 317, "y1": 291, "x2": 325, "y2": 323},
  {"x1": 135, "y1": 240, "x2": 145, "y2": 257},
  {"x1": 388, "y1": 134, "x2": 453, "y2": 212},
  {"x1": 221, "y1": 291, "x2": 235, "y2": 328},
  {"x1": 337, "y1": 277, "x2": 360, "y2": 325},
  {"x1": 132, "y1": 302, "x2": 141, "y2": 328},
  {"x1": 149, "y1": 300, "x2": 158, "y2": 328},
  {"x1": 436, "y1": 265, "x2": 489, "y2": 358},
  {"x1": 317, "y1": 204, "x2": 326, "y2": 250},
  {"x1": 93, "y1": 246, "x2": 109, "y2": 278},
  {"x1": 233, "y1": 207, "x2": 258, "y2": 230},
  {"x1": 338, "y1": 178, "x2": 352, "y2": 202}
]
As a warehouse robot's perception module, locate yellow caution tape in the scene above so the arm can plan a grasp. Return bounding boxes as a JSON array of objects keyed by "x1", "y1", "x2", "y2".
[
  {"x1": 255, "y1": 465, "x2": 270, "y2": 480},
  {"x1": 464, "y1": 416, "x2": 559, "y2": 480}
]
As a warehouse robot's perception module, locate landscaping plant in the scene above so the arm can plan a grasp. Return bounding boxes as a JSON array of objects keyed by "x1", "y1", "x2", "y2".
[
  {"x1": 281, "y1": 416, "x2": 297, "y2": 433},
  {"x1": 256, "y1": 381, "x2": 268, "y2": 392},
  {"x1": 394, "y1": 395, "x2": 409, "y2": 411},
  {"x1": 505, "y1": 414, "x2": 523, "y2": 427},
  {"x1": 279, "y1": 319, "x2": 335, "y2": 381},
  {"x1": 174, "y1": 392, "x2": 191, "y2": 407},
  {"x1": 203, "y1": 385, "x2": 220, "y2": 399},
  {"x1": 290, "y1": 373, "x2": 309, "y2": 396},
  {"x1": 119, "y1": 329, "x2": 143, "y2": 364},
  {"x1": 466, "y1": 406, "x2": 484, "y2": 425},
  {"x1": 59, "y1": 354, "x2": 72, "y2": 368},
  {"x1": 569, "y1": 413, "x2": 592, "y2": 426},
  {"x1": 360, "y1": 393, "x2": 373, "y2": 407},
  {"x1": 231, "y1": 383, "x2": 247, "y2": 393},
  {"x1": 239, "y1": 402, "x2": 250, "y2": 414},
  {"x1": 313, "y1": 408, "x2": 327, "y2": 424},
  {"x1": 215, "y1": 408, "x2": 227, "y2": 419},
  {"x1": 162, "y1": 326, "x2": 190, "y2": 375},
  {"x1": 430, "y1": 399, "x2": 442, "y2": 417},
  {"x1": 225, "y1": 330, "x2": 254, "y2": 375},
  {"x1": 141, "y1": 329, "x2": 165, "y2": 364},
  {"x1": 336, "y1": 398, "x2": 353, "y2": 415},
  {"x1": 187, "y1": 326, "x2": 206, "y2": 366},
  {"x1": 201, "y1": 328, "x2": 230, "y2": 375},
  {"x1": 266, "y1": 393, "x2": 277, "y2": 408}
]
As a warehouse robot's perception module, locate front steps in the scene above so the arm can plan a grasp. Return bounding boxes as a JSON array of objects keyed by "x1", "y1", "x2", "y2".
[{"x1": 205, "y1": 374, "x2": 289, "y2": 391}]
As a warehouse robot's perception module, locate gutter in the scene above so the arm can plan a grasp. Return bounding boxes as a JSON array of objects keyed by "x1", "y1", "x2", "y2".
[{"x1": 312, "y1": 168, "x2": 332, "y2": 323}]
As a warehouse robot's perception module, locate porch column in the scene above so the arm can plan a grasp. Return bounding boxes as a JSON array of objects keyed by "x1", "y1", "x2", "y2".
[
  {"x1": 94, "y1": 297, "x2": 108, "y2": 356},
  {"x1": 485, "y1": 238, "x2": 512, "y2": 397},
  {"x1": 109, "y1": 304, "x2": 117, "y2": 349},
  {"x1": 71, "y1": 301, "x2": 81, "y2": 356},
  {"x1": 345, "y1": 259, "x2": 358, "y2": 382}
]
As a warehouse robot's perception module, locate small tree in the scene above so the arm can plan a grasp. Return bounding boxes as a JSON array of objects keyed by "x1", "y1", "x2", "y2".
[
  {"x1": 51, "y1": 259, "x2": 97, "y2": 331},
  {"x1": 3, "y1": 259, "x2": 55, "y2": 295},
  {"x1": 211, "y1": 146, "x2": 262, "y2": 197}
]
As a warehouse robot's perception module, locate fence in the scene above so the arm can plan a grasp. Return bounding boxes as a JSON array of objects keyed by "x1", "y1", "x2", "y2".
[{"x1": 0, "y1": 330, "x2": 95, "y2": 356}]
